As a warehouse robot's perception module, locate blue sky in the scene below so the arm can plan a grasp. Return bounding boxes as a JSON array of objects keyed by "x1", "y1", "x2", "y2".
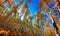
[{"x1": 27, "y1": 0, "x2": 40, "y2": 16}]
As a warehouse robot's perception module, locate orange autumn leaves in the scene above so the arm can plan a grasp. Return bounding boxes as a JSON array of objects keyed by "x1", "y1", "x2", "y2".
[
  {"x1": 6, "y1": 0, "x2": 15, "y2": 7},
  {"x1": 0, "y1": 0, "x2": 15, "y2": 7},
  {"x1": 39, "y1": 0, "x2": 50, "y2": 9},
  {"x1": 0, "y1": 0, "x2": 32, "y2": 7},
  {"x1": 0, "y1": 0, "x2": 4, "y2": 6}
]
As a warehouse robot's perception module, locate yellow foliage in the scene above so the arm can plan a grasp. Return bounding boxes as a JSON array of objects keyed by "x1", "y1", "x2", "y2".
[{"x1": 45, "y1": 27, "x2": 56, "y2": 36}]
